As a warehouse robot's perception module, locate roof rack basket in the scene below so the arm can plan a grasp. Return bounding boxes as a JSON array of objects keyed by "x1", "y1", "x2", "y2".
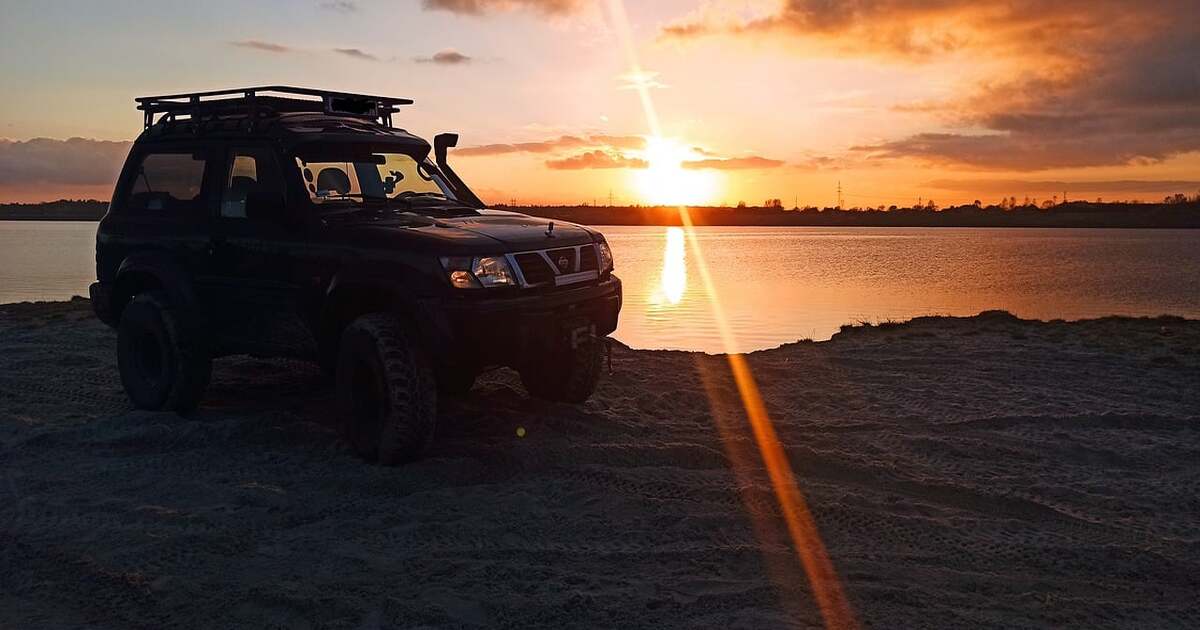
[{"x1": 135, "y1": 86, "x2": 413, "y2": 130}]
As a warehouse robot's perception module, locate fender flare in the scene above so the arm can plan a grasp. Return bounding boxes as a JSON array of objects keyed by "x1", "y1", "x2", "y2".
[
  {"x1": 113, "y1": 252, "x2": 199, "y2": 315},
  {"x1": 317, "y1": 273, "x2": 449, "y2": 362}
]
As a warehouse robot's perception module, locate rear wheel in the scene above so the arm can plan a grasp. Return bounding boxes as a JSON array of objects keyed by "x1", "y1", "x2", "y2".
[
  {"x1": 336, "y1": 314, "x2": 436, "y2": 465},
  {"x1": 520, "y1": 337, "x2": 605, "y2": 403},
  {"x1": 116, "y1": 292, "x2": 211, "y2": 413}
]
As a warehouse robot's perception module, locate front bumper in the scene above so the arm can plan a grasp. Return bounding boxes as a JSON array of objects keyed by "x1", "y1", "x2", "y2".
[{"x1": 420, "y1": 275, "x2": 622, "y2": 366}]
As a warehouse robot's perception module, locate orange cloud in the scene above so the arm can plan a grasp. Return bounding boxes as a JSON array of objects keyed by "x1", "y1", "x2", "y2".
[
  {"x1": 683, "y1": 156, "x2": 784, "y2": 170},
  {"x1": 455, "y1": 134, "x2": 645, "y2": 157},
  {"x1": 545, "y1": 150, "x2": 647, "y2": 170},
  {"x1": 664, "y1": 1, "x2": 1200, "y2": 171}
]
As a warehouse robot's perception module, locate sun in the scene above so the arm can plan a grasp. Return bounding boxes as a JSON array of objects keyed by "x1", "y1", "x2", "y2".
[{"x1": 633, "y1": 136, "x2": 721, "y2": 206}]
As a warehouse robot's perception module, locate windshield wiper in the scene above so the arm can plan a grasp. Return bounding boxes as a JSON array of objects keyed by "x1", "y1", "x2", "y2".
[
  {"x1": 322, "y1": 209, "x2": 434, "y2": 227},
  {"x1": 396, "y1": 191, "x2": 446, "y2": 200}
]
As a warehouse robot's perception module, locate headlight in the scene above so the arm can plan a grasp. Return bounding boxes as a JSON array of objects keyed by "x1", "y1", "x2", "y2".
[
  {"x1": 473, "y1": 256, "x2": 516, "y2": 287},
  {"x1": 440, "y1": 255, "x2": 516, "y2": 289},
  {"x1": 596, "y1": 241, "x2": 614, "y2": 272}
]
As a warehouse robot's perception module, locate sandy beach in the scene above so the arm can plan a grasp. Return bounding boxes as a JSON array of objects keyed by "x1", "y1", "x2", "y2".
[{"x1": 2, "y1": 298, "x2": 1198, "y2": 629}]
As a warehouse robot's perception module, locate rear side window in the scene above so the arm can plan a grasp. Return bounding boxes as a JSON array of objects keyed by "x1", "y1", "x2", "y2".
[
  {"x1": 126, "y1": 153, "x2": 207, "y2": 213},
  {"x1": 221, "y1": 148, "x2": 284, "y2": 219}
]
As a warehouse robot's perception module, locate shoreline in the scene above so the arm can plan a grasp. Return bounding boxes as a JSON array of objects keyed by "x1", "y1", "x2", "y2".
[
  {"x1": 4, "y1": 298, "x2": 1199, "y2": 628},
  {"x1": 4, "y1": 199, "x2": 1200, "y2": 228},
  {"x1": 2, "y1": 296, "x2": 1197, "y2": 354}
]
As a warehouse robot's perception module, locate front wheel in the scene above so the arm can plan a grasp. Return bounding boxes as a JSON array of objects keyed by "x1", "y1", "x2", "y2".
[
  {"x1": 336, "y1": 314, "x2": 437, "y2": 465},
  {"x1": 520, "y1": 337, "x2": 605, "y2": 403}
]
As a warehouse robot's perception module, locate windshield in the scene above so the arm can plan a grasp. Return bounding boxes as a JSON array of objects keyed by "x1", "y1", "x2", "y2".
[{"x1": 295, "y1": 151, "x2": 456, "y2": 206}]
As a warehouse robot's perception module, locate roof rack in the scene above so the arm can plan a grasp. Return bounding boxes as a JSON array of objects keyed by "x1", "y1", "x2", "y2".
[{"x1": 134, "y1": 86, "x2": 413, "y2": 130}]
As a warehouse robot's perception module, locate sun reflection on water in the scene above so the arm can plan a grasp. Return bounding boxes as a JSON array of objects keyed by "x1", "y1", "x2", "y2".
[{"x1": 655, "y1": 227, "x2": 687, "y2": 306}]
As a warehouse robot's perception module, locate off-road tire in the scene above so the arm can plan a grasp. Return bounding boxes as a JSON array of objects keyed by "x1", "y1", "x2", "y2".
[
  {"x1": 436, "y1": 365, "x2": 478, "y2": 398},
  {"x1": 117, "y1": 292, "x2": 212, "y2": 413},
  {"x1": 520, "y1": 337, "x2": 605, "y2": 403},
  {"x1": 337, "y1": 314, "x2": 437, "y2": 465}
]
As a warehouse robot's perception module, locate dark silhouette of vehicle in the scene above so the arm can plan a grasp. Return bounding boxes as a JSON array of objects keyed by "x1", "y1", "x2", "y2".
[{"x1": 90, "y1": 87, "x2": 621, "y2": 464}]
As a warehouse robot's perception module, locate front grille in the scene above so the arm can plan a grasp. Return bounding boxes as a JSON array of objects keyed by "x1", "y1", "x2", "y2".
[
  {"x1": 579, "y1": 245, "x2": 598, "y2": 272},
  {"x1": 509, "y1": 243, "x2": 601, "y2": 289},
  {"x1": 546, "y1": 248, "x2": 577, "y2": 274},
  {"x1": 514, "y1": 252, "x2": 555, "y2": 285}
]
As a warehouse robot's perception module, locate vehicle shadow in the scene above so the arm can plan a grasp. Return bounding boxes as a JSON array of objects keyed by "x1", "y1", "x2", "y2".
[{"x1": 196, "y1": 356, "x2": 604, "y2": 463}]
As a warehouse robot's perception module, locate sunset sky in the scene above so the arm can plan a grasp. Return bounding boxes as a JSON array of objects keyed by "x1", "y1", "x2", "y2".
[{"x1": 1, "y1": 0, "x2": 1198, "y2": 206}]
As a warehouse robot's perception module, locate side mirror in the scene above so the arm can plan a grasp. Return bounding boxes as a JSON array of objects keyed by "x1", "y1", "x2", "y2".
[
  {"x1": 434, "y1": 132, "x2": 459, "y2": 167},
  {"x1": 244, "y1": 191, "x2": 287, "y2": 223}
]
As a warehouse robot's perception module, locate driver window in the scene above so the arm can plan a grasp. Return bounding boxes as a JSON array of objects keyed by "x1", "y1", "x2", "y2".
[{"x1": 221, "y1": 148, "x2": 283, "y2": 218}]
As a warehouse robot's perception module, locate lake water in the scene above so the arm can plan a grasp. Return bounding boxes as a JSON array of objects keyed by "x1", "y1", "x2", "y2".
[{"x1": 3, "y1": 221, "x2": 1199, "y2": 353}]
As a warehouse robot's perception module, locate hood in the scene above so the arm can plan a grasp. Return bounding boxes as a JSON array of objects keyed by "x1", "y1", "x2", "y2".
[
  {"x1": 434, "y1": 211, "x2": 595, "y2": 249},
  {"x1": 322, "y1": 207, "x2": 597, "y2": 253}
]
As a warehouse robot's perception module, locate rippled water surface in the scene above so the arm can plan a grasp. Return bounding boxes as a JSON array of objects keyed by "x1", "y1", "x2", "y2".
[
  {"x1": 3, "y1": 222, "x2": 1199, "y2": 353},
  {"x1": 604, "y1": 225, "x2": 1200, "y2": 352}
]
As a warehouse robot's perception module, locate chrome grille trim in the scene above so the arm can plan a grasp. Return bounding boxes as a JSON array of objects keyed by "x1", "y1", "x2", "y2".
[{"x1": 507, "y1": 243, "x2": 600, "y2": 288}]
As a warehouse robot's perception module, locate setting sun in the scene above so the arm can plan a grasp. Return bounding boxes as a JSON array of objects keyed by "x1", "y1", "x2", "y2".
[{"x1": 633, "y1": 137, "x2": 722, "y2": 206}]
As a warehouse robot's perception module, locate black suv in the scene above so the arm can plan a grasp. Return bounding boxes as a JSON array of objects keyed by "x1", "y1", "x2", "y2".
[{"x1": 90, "y1": 86, "x2": 621, "y2": 464}]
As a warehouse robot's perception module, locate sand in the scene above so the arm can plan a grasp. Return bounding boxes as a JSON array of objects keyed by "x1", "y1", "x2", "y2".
[{"x1": 2, "y1": 298, "x2": 1198, "y2": 629}]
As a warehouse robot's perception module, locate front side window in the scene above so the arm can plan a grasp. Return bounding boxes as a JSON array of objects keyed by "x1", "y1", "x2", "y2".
[
  {"x1": 221, "y1": 148, "x2": 284, "y2": 218},
  {"x1": 127, "y1": 152, "x2": 207, "y2": 213},
  {"x1": 295, "y1": 151, "x2": 453, "y2": 204}
]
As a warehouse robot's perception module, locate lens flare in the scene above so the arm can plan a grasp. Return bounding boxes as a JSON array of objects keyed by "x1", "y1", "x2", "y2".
[{"x1": 604, "y1": 1, "x2": 858, "y2": 627}]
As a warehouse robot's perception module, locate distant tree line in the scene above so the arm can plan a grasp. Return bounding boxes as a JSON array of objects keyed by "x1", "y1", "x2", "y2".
[
  {"x1": 513, "y1": 199, "x2": 1200, "y2": 228},
  {"x1": 4, "y1": 196, "x2": 1200, "y2": 228},
  {"x1": 0, "y1": 200, "x2": 108, "y2": 220}
]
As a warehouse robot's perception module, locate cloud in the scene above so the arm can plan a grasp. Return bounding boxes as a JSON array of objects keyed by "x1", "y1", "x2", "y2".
[
  {"x1": 319, "y1": 0, "x2": 358, "y2": 12},
  {"x1": 853, "y1": 124, "x2": 1200, "y2": 171},
  {"x1": 928, "y1": 179, "x2": 1200, "y2": 195},
  {"x1": 792, "y1": 155, "x2": 855, "y2": 170},
  {"x1": 454, "y1": 133, "x2": 781, "y2": 171},
  {"x1": 230, "y1": 40, "x2": 292, "y2": 54},
  {"x1": 414, "y1": 49, "x2": 472, "y2": 65},
  {"x1": 333, "y1": 47, "x2": 378, "y2": 61},
  {"x1": 421, "y1": 0, "x2": 581, "y2": 15},
  {"x1": 545, "y1": 151, "x2": 647, "y2": 170},
  {"x1": 588, "y1": 135, "x2": 647, "y2": 151},
  {"x1": 455, "y1": 134, "x2": 645, "y2": 157},
  {"x1": 663, "y1": 1, "x2": 1200, "y2": 170},
  {"x1": 682, "y1": 156, "x2": 785, "y2": 170},
  {"x1": 660, "y1": 1, "x2": 1172, "y2": 59},
  {"x1": 0, "y1": 138, "x2": 131, "y2": 187}
]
